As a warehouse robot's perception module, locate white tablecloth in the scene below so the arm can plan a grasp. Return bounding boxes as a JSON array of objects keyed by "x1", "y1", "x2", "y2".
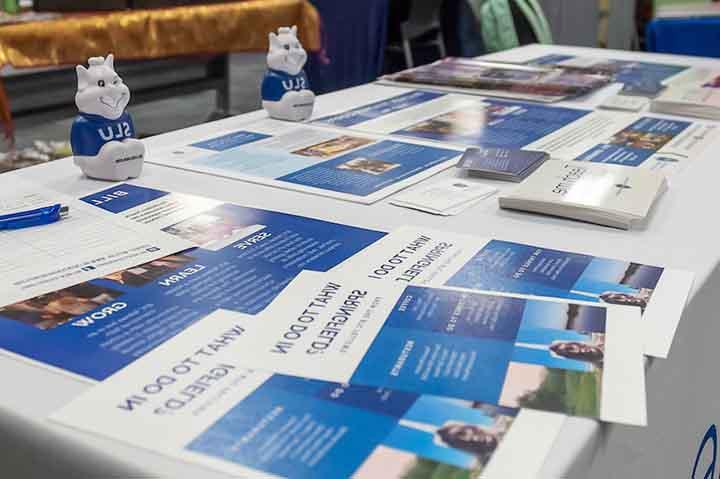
[{"x1": 2, "y1": 44, "x2": 720, "y2": 479}]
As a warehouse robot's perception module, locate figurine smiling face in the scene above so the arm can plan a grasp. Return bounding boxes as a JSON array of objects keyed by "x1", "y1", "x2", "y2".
[
  {"x1": 75, "y1": 54, "x2": 130, "y2": 120},
  {"x1": 267, "y1": 26, "x2": 307, "y2": 76}
]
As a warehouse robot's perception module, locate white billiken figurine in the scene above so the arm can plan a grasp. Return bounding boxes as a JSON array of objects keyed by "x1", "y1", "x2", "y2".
[
  {"x1": 261, "y1": 25, "x2": 315, "y2": 121},
  {"x1": 71, "y1": 54, "x2": 144, "y2": 181}
]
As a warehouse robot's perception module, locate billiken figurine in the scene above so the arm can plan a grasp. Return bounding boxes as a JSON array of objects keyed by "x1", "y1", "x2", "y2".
[
  {"x1": 261, "y1": 26, "x2": 315, "y2": 121},
  {"x1": 71, "y1": 54, "x2": 145, "y2": 181}
]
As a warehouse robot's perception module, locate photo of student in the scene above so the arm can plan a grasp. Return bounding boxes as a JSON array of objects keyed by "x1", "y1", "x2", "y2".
[
  {"x1": 103, "y1": 253, "x2": 194, "y2": 287},
  {"x1": 292, "y1": 135, "x2": 373, "y2": 158},
  {"x1": 0, "y1": 283, "x2": 123, "y2": 330},
  {"x1": 337, "y1": 157, "x2": 401, "y2": 175},
  {"x1": 549, "y1": 339, "x2": 605, "y2": 366},
  {"x1": 598, "y1": 288, "x2": 651, "y2": 311}
]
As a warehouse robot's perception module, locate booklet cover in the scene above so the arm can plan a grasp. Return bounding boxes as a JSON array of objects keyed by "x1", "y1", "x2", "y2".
[
  {"x1": 200, "y1": 271, "x2": 647, "y2": 425},
  {"x1": 498, "y1": 160, "x2": 668, "y2": 229},
  {"x1": 379, "y1": 57, "x2": 612, "y2": 103},
  {"x1": 52, "y1": 306, "x2": 567, "y2": 479},
  {"x1": 331, "y1": 226, "x2": 693, "y2": 358}
]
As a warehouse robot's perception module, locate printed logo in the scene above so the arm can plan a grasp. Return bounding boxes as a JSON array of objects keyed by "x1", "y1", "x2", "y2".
[
  {"x1": 692, "y1": 424, "x2": 717, "y2": 479},
  {"x1": 614, "y1": 177, "x2": 632, "y2": 196}
]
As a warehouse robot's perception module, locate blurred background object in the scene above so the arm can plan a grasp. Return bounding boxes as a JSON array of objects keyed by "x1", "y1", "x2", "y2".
[{"x1": 3, "y1": 0, "x2": 711, "y2": 171}]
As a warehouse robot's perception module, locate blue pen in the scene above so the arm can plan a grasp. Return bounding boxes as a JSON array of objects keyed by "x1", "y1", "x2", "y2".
[{"x1": 0, "y1": 204, "x2": 69, "y2": 230}]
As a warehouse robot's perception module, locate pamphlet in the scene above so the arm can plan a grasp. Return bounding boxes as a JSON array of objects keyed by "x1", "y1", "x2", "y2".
[
  {"x1": 378, "y1": 57, "x2": 612, "y2": 102},
  {"x1": 52, "y1": 308, "x2": 566, "y2": 479},
  {"x1": 147, "y1": 119, "x2": 462, "y2": 204},
  {"x1": 0, "y1": 184, "x2": 384, "y2": 380},
  {"x1": 498, "y1": 160, "x2": 668, "y2": 229},
  {"x1": 0, "y1": 178, "x2": 193, "y2": 309},
  {"x1": 456, "y1": 147, "x2": 548, "y2": 181},
  {"x1": 200, "y1": 271, "x2": 647, "y2": 425},
  {"x1": 332, "y1": 226, "x2": 693, "y2": 358},
  {"x1": 651, "y1": 73, "x2": 720, "y2": 120},
  {"x1": 311, "y1": 87, "x2": 717, "y2": 173}
]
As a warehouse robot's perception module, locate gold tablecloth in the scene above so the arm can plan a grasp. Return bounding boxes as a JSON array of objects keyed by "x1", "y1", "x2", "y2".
[{"x1": 0, "y1": 0, "x2": 321, "y2": 140}]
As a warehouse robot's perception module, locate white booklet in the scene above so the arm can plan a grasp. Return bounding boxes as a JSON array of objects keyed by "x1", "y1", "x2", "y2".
[
  {"x1": 173, "y1": 270, "x2": 646, "y2": 425},
  {"x1": 498, "y1": 161, "x2": 668, "y2": 229},
  {"x1": 331, "y1": 226, "x2": 693, "y2": 358},
  {"x1": 52, "y1": 303, "x2": 568, "y2": 479},
  {"x1": 0, "y1": 178, "x2": 193, "y2": 308}
]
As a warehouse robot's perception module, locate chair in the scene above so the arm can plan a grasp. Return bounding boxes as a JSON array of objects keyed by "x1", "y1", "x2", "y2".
[{"x1": 387, "y1": 0, "x2": 446, "y2": 68}]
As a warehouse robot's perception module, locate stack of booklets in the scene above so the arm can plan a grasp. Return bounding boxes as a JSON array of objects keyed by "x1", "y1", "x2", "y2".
[
  {"x1": 378, "y1": 57, "x2": 612, "y2": 102},
  {"x1": 456, "y1": 147, "x2": 548, "y2": 182},
  {"x1": 651, "y1": 73, "x2": 720, "y2": 120},
  {"x1": 498, "y1": 161, "x2": 668, "y2": 229}
]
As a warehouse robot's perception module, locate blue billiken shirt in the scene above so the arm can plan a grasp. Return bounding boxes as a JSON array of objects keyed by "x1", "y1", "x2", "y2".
[
  {"x1": 261, "y1": 69, "x2": 310, "y2": 102},
  {"x1": 71, "y1": 112, "x2": 136, "y2": 157}
]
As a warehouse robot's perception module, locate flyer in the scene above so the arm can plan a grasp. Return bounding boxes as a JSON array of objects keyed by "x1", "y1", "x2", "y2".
[
  {"x1": 147, "y1": 119, "x2": 462, "y2": 204},
  {"x1": 204, "y1": 271, "x2": 646, "y2": 425},
  {"x1": 0, "y1": 184, "x2": 384, "y2": 380},
  {"x1": 332, "y1": 226, "x2": 693, "y2": 358},
  {"x1": 52, "y1": 308, "x2": 566, "y2": 479},
  {"x1": 311, "y1": 87, "x2": 717, "y2": 173},
  {"x1": 0, "y1": 178, "x2": 193, "y2": 308}
]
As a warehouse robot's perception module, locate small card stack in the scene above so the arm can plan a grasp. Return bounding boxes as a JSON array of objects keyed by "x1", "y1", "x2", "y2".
[
  {"x1": 391, "y1": 178, "x2": 497, "y2": 216},
  {"x1": 456, "y1": 147, "x2": 549, "y2": 182}
]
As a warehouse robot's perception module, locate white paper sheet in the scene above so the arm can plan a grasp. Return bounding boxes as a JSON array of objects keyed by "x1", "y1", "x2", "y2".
[{"x1": 0, "y1": 179, "x2": 193, "y2": 308}]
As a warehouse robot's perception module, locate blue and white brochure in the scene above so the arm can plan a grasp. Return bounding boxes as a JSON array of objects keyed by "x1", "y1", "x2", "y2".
[
  {"x1": 0, "y1": 184, "x2": 383, "y2": 380},
  {"x1": 146, "y1": 118, "x2": 462, "y2": 204},
  {"x1": 310, "y1": 85, "x2": 716, "y2": 174},
  {"x1": 199, "y1": 271, "x2": 646, "y2": 425},
  {"x1": 332, "y1": 226, "x2": 693, "y2": 358},
  {"x1": 51, "y1": 306, "x2": 566, "y2": 479}
]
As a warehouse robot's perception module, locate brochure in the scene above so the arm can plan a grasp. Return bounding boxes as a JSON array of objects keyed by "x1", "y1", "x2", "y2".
[
  {"x1": 332, "y1": 226, "x2": 693, "y2": 358},
  {"x1": 0, "y1": 184, "x2": 384, "y2": 380},
  {"x1": 378, "y1": 57, "x2": 612, "y2": 103},
  {"x1": 498, "y1": 160, "x2": 668, "y2": 229},
  {"x1": 0, "y1": 178, "x2": 193, "y2": 309},
  {"x1": 311, "y1": 87, "x2": 717, "y2": 173},
  {"x1": 52, "y1": 308, "x2": 566, "y2": 479},
  {"x1": 147, "y1": 119, "x2": 462, "y2": 204},
  {"x1": 527, "y1": 54, "x2": 704, "y2": 87},
  {"x1": 197, "y1": 271, "x2": 646, "y2": 425}
]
